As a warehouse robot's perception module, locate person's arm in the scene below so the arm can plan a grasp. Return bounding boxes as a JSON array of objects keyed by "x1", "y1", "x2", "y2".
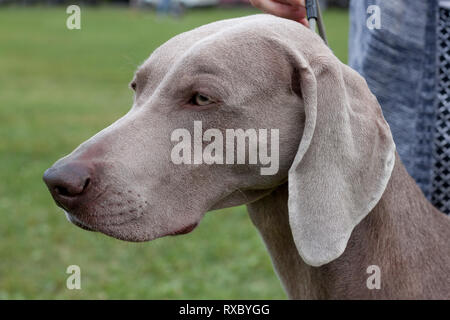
[{"x1": 249, "y1": 0, "x2": 309, "y2": 26}]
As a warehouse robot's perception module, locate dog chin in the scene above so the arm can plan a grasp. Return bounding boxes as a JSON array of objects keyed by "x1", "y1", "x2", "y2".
[
  {"x1": 64, "y1": 210, "x2": 96, "y2": 232},
  {"x1": 63, "y1": 209, "x2": 199, "y2": 241}
]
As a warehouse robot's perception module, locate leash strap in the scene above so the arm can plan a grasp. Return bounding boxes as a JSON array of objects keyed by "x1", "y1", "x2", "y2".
[{"x1": 306, "y1": 0, "x2": 329, "y2": 46}]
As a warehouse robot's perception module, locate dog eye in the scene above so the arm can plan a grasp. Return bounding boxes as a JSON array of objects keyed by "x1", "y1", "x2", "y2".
[
  {"x1": 191, "y1": 93, "x2": 214, "y2": 106},
  {"x1": 130, "y1": 81, "x2": 137, "y2": 91}
]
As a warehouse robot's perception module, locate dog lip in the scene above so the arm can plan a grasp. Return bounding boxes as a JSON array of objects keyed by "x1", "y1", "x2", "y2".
[
  {"x1": 64, "y1": 211, "x2": 96, "y2": 232},
  {"x1": 168, "y1": 223, "x2": 198, "y2": 236},
  {"x1": 73, "y1": 220, "x2": 96, "y2": 232}
]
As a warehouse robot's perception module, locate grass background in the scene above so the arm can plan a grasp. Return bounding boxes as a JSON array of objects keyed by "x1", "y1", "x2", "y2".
[{"x1": 0, "y1": 6, "x2": 349, "y2": 299}]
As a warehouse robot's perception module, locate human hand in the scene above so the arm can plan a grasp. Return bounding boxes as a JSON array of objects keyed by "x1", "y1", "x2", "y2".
[{"x1": 249, "y1": 0, "x2": 309, "y2": 27}]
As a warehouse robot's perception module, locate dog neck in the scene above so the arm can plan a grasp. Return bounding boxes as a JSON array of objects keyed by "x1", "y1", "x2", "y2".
[{"x1": 246, "y1": 153, "x2": 450, "y2": 299}]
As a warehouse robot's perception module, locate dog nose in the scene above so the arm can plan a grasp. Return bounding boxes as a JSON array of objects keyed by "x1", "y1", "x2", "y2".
[{"x1": 43, "y1": 161, "x2": 92, "y2": 209}]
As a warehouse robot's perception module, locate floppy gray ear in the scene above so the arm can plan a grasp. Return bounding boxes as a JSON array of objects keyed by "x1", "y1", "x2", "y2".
[{"x1": 287, "y1": 51, "x2": 396, "y2": 267}]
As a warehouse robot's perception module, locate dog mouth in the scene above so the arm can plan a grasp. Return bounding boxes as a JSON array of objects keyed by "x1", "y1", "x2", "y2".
[
  {"x1": 64, "y1": 209, "x2": 199, "y2": 239},
  {"x1": 64, "y1": 211, "x2": 96, "y2": 232},
  {"x1": 168, "y1": 223, "x2": 198, "y2": 236}
]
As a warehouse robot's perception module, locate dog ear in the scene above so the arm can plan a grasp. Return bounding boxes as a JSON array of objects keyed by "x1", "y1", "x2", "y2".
[{"x1": 286, "y1": 49, "x2": 396, "y2": 266}]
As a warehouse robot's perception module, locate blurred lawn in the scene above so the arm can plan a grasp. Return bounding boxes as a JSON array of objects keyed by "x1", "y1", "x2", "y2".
[{"x1": 0, "y1": 6, "x2": 348, "y2": 299}]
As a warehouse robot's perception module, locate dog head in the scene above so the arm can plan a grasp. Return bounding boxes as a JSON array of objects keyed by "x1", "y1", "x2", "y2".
[{"x1": 43, "y1": 15, "x2": 395, "y2": 266}]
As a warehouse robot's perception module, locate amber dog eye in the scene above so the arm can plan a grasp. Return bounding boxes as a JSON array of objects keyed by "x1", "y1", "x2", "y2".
[{"x1": 191, "y1": 93, "x2": 214, "y2": 106}]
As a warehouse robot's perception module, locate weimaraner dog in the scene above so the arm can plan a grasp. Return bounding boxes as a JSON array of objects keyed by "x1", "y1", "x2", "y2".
[{"x1": 43, "y1": 15, "x2": 450, "y2": 299}]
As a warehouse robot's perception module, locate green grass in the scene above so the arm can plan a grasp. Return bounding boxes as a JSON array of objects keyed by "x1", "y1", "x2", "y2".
[{"x1": 0, "y1": 6, "x2": 348, "y2": 299}]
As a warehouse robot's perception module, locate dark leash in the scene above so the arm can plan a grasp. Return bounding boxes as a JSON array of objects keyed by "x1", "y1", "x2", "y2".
[{"x1": 306, "y1": 0, "x2": 329, "y2": 46}]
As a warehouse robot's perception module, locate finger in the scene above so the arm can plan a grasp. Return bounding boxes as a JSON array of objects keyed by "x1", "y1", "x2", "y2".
[
  {"x1": 274, "y1": 0, "x2": 307, "y2": 18},
  {"x1": 271, "y1": 0, "x2": 308, "y2": 26},
  {"x1": 250, "y1": 0, "x2": 307, "y2": 22},
  {"x1": 299, "y1": 17, "x2": 309, "y2": 27},
  {"x1": 273, "y1": 0, "x2": 305, "y2": 7}
]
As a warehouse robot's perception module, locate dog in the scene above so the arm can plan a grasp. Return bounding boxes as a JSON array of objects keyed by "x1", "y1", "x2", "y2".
[{"x1": 43, "y1": 15, "x2": 450, "y2": 299}]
